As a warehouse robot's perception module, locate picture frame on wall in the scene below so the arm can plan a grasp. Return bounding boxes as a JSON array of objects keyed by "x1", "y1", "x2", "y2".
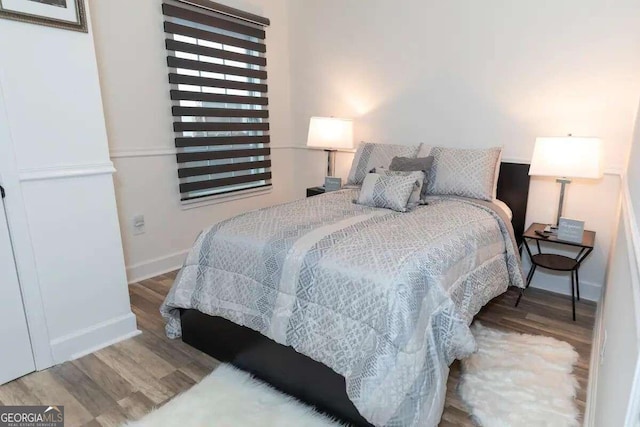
[{"x1": 0, "y1": 0, "x2": 87, "y2": 32}]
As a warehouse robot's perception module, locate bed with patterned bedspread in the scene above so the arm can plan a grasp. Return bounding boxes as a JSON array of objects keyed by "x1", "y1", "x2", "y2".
[{"x1": 161, "y1": 188, "x2": 525, "y2": 427}]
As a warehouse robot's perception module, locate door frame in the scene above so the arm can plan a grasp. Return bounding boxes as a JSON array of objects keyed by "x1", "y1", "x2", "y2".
[{"x1": 0, "y1": 71, "x2": 53, "y2": 370}]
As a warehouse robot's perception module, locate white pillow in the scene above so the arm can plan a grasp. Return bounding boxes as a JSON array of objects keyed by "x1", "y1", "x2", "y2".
[
  {"x1": 347, "y1": 142, "x2": 420, "y2": 185},
  {"x1": 494, "y1": 199, "x2": 513, "y2": 221},
  {"x1": 417, "y1": 143, "x2": 433, "y2": 157},
  {"x1": 373, "y1": 168, "x2": 425, "y2": 209},
  {"x1": 356, "y1": 173, "x2": 419, "y2": 212},
  {"x1": 427, "y1": 146, "x2": 503, "y2": 202},
  {"x1": 492, "y1": 149, "x2": 503, "y2": 201}
]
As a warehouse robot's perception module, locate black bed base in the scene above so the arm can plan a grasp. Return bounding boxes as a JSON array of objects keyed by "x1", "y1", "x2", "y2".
[
  {"x1": 179, "y1": 163, "x2": 531, "y2": 426},
  {"x1": 180, "y1": 309, "x2": 374, "y2": 426}
]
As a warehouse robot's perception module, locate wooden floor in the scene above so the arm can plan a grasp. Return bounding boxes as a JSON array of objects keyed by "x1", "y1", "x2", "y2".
[
  {"x1": 0, "y1": 270, "x2": 596, "y2": 426},
  {"x1": 443, "y1": 285, "x2": 596, "y2": 426}
]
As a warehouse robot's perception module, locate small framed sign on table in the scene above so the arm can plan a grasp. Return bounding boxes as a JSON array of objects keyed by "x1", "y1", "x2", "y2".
[
  {"x1": 324, "y1": 177, "x2": 342, "y2": 192},
  {"x1": 0, "y1": 0, "x2": 87, "y2": 32},
  {"x1": 557, "y1": 217, "x2": 585, "y2": 243}
]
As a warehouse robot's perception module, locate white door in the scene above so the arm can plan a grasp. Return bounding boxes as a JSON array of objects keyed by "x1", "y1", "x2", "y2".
[{"x1": 0, "y1": 190, "x2": 35, "y2": 384}]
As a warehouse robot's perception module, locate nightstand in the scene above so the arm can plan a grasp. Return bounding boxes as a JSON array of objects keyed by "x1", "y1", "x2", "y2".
[
  {"x1": 515, "y1": 222, "x2": 595, "y2": 321},
  {"x1": 306, "y1": 186, "x2": 325, "y2": 197}
]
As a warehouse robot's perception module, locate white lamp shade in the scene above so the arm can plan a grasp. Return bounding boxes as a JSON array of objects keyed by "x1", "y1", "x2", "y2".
[
  {"x1": 306, "y1": 117, "x2": 354, "y2": 150},
  {"x1": 529, "y1": 137, "x2": 604, "y2": 179}
]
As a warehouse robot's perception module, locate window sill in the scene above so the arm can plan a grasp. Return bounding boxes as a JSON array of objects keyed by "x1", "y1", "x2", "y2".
[{"x1": 180, "y1": 186, "x2": 273, "y2": 210}]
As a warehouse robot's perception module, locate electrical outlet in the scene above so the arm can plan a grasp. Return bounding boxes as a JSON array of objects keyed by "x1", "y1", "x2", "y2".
[{"x1": 133, "y1": 214, "x2": 145, "y2": 235}]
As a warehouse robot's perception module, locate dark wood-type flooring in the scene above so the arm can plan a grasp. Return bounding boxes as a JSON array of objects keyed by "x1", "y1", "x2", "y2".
[{"x1": 0, "y1": 271, "x2": 595, "y2": 426}]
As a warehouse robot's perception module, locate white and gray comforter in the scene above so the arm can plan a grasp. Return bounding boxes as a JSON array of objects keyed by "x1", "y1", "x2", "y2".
[{"x1": 161, "y1": 189, "x2": 525, "y2": 427}]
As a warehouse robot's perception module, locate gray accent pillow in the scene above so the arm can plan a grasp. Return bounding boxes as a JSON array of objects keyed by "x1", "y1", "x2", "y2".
[
  {"x1": 389, "y1": 156, "x2": 434, "y2": 200},
  {"x1": 427, "y1": 146, "x2": 502, "y2": 201},
  {"x1": 373, "y1": 168, "x2": 425, "y2": 209},
  {"x1": 347, "y1": 142, "x2": 420, "y2": 185},
  {"x1": 356, "y1": 173, "x2": 419, "y2": 212}
]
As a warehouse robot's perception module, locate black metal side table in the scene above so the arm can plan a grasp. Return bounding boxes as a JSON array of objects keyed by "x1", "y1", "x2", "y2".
[
  {"x1": 306, "y1": 186, "x2": 326, "y2": 197},
  {"x1": 515, "y1": 222, "x2": 595, "y2": 321}
]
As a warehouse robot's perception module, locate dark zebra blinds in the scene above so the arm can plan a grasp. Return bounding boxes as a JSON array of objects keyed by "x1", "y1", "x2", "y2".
[{"x1": 162, "y1": 1, "x2": 271, "y2": 201}]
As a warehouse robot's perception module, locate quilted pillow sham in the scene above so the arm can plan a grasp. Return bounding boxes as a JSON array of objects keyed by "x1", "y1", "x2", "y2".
[
  {"x1": 373, "y1": 168, "x2": 425, "y2": 209},
  {"x1": 347, "y1": 142, "x2": 420, "y2": 185},
  {"x1": 427, "y1": 146, "x2": 502, "y2": 201},
  {"x1": 356, "y1": 173, "x2": 420, "y2": 212}
]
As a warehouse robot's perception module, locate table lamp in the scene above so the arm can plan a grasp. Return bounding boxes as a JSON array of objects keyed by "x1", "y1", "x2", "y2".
[
  {"x1": 529, "y1": 135, "x2": 603, "y2": 228},
  {"x1": 306, "y1": 117, "x2": 354, "y2": 178}
]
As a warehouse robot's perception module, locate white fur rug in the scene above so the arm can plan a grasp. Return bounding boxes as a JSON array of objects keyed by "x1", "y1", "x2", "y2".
[
  {"x1": 459, "y1": 322, "x2": 580, "y2": 427},
  {"x1": 124, "y1": 364, "x2": 343, "y2": 427}
]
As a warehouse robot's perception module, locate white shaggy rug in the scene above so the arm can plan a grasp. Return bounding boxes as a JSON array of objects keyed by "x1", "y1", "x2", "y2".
[
  {"x1": 459, "y1": 322, "x2": 580, "y2": 427},
  {"x1": 124, "y1": 364, "x2": 343, "y2": 427}
]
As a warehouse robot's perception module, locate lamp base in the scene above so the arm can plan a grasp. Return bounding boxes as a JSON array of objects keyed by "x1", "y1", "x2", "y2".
[
  {"x1": 555, "y1": 177, "x2": 572, "y2": 227},
  {"x1": 325, "y1": 149, "x2": 337, "y2": 177}
]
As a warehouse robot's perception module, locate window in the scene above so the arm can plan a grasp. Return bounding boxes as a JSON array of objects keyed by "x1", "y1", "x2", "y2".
[{"x1": 162, "y1": 0, "x2": 271, "y2": 201}]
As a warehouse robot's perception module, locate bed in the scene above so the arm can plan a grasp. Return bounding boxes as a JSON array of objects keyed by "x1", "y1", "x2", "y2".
[{"x1": 161, "y1": 157, "x2": 530, "y2": 427}]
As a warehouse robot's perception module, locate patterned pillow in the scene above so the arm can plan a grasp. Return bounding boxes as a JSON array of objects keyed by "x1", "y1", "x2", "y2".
[
  {"x1": 347, "y1": 142, "x2": 420, "y2": 185},
  {"x1": 427, "y1": 147, "x2": 502, "y2": 201},
  {"x1": 417, "y1": 144, "x2": 433, "y2": 157},
  {"x1": 373, "y1": 168, "x2": 425, "y2": 209},
  {"x1": 389, "y1": 156, "x2": 434, "y2": 201},
  {"x1": 356, "y1": 173, "x2": 419, "y2": 212}
]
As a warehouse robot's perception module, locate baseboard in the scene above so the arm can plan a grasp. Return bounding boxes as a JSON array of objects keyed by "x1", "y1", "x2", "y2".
[
  {"x1": 584, "y1": 296, "x2": 605, "y2": 427},
  {"x1": 126, "y1": 250, "x2": 188, "y2": 284},
  {"x1": 528, "y1": 274, "x2": 602, "y2": 302},
  {"x1": 49, "y1": 312, "x2": 140, "y2": 363}
]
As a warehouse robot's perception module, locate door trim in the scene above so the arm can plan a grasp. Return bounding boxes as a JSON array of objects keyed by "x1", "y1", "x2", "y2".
[
  {"x1": 0, "y1": 194, "x2": 36, "y2": 383},
  {"x1": 0, "y1": 73, "x2": 54, "y2": 370}
]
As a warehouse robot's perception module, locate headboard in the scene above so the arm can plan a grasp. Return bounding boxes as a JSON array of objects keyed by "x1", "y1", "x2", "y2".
[{"x1": 496, "y1": 162, "x2": 531, "y2": 248}]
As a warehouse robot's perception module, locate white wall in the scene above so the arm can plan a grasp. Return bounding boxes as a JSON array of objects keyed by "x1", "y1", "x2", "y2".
[
  {"x1": 286, "y1": 0, "x2": 640, "y2": 299},
  {"x1": 0, "y1": 2, "x2": 136, "y2": 366},
  {"x1": 586, "y1": 99, "x2": 640, "y2": 426},
  {"x1": 630, "y1": 116, "x2": 640, "y2": 219},
  {"x1": 90, "y1": 0, "x2": 298, "y2": 282},
  {"x1": 588, "y1": 206, "x2": 639, "y2": 426}
]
